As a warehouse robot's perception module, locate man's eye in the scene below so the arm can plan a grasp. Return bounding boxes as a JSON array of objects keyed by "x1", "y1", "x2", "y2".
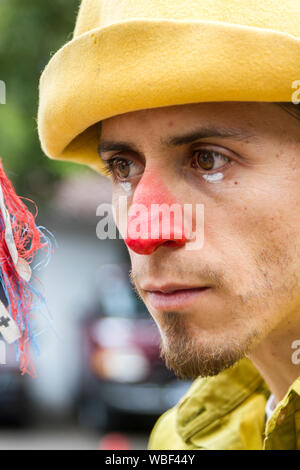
[
  {"x1": 106, "y1": 157, "x2": 143, "y2": 180},
  {"x1": 191, "y1": 150, "x2": 230, "y2": 172}
]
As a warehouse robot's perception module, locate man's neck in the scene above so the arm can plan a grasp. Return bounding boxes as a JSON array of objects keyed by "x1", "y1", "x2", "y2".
[{"x1": 247, "y1": 310, "x2": 300, "y2": 403}]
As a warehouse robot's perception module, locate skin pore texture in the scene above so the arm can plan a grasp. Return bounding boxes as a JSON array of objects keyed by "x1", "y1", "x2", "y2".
[{"x1": 98, "y1": 102, "x2": 300, "y2": 403}]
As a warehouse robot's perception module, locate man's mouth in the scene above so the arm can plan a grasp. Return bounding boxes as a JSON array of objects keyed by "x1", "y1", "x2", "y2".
[{"x1": 142, "y1": 283, "x2": 211, "y2": 310}]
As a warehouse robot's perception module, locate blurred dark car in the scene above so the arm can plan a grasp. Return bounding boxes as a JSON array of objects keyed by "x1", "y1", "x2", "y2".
[
  {"x1": 77, "y1": 263, "x2": 191, "y2": 431},
  {"x1": 0, "y1": 285, "x2": 30, "y2": 427},
  {"x1": 0, "y1": 341, "x2": 30, "y2": 426}
]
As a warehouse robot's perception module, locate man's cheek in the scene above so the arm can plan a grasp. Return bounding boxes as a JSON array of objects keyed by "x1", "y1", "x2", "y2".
[
  {"x1": 203, "y1": 200, "x2": 278, "y2": 289},
  {"x1": 204, "y1": 206, "x2": 252, "y2": 262}
]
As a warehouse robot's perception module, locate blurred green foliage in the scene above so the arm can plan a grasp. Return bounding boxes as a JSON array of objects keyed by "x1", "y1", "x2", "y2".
[{"x1": 0, "y1": 0, "x2": 90, "y2": 202}]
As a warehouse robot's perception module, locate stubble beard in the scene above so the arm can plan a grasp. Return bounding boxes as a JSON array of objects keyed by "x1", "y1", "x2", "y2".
[
  {"x1": 158, "y1": 310, "x2": 260, "y2": 379},
  {"x1": 130, "y1": 239, "x2": 299, "y2": 379}
]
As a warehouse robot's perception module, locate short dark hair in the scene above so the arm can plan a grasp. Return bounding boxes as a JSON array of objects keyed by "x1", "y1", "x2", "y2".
[
  {"x1": 277, "y1": 102, "x2": 300, "y2": 121},
  {"x1": 98, "y1": 120, "x2": 102, "y2": 137}
]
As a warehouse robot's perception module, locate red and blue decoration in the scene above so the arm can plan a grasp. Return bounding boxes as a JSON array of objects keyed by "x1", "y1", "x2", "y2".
[{"x1": 0, "y1": 159, "x2": 54, "y2": 377}]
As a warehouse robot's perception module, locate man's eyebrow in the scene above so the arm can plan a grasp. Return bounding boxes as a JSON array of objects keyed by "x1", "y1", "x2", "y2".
[
  {"x1": 98, "y1": 141, "x2": 138, "y2": 154},
  {"x1": 163, "y1": 126, "x2": 257, "y2": 147},
  {"x1": 98, "y1": 126, "x2": 257, "y2": 155}
]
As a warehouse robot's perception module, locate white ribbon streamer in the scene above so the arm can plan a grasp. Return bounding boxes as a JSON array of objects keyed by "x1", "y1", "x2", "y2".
[{"x1": 0, "y1": 184, "x2": 31, "y2": 281}]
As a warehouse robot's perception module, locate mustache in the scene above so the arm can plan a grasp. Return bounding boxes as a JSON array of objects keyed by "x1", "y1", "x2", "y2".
[{"x1": 129, "y1": 264, "x2": 226, "y2": 292}]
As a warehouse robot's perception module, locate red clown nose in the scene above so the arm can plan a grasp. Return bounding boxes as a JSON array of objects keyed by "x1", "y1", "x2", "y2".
[{"x1": 125, "y1": 172, "x2": 190, "y2": 255}]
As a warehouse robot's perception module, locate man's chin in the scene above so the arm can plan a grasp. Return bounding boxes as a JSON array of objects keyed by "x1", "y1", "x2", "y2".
[
  {"x1": 159, "y1": 339, "x2": 245, "y2": 379},
  {"x1": 157, "y1": 311, "x2": 256, "y2": 379}
]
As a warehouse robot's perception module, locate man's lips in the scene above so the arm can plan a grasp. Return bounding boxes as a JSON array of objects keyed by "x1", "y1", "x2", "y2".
[
  {"x1": 142, "y1": 284, "x2": 211, "y2": 310},
  {"x1": 142, "y1": 283, "x2": 209, "y2": 294}
]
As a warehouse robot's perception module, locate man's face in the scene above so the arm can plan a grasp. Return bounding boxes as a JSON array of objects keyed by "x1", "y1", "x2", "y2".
[{"x1": 99, "y1": 102, "x2": 300, "y2": 378}]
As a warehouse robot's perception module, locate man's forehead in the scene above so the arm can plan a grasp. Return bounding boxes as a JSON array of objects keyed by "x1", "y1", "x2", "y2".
[
  {"x1": 102, "y1": 101, "x2": 254, "y2": 127},
  {"x1": 98, "y1": 102, "x2": 300, "y2": 148},
  {"x1": 100, "y1": 102, "x2": 255, "y2": 134},
  {"x1": 98, "y1": 103, "x2": 269, "y2": 156}
]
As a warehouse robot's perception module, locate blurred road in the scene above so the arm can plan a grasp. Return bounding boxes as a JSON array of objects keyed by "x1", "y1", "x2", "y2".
[{"x1": 0, "y1": 427, "x2": 148, "y2": 450}]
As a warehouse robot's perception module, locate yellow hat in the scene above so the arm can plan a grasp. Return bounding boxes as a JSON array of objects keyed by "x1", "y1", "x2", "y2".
[{"x1": 38, "y1": 0, "x2": 300, "y2": 174}]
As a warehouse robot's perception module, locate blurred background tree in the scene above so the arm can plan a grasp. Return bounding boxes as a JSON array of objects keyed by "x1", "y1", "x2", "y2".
[{"x1": 0, "y1": 0, "x2": 90, "y2": 202}]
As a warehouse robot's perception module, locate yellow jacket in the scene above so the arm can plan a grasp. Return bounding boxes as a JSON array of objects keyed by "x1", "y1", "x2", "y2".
[{"x1": 148, "y1": 359, "x2": 300, "y2": 450}]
